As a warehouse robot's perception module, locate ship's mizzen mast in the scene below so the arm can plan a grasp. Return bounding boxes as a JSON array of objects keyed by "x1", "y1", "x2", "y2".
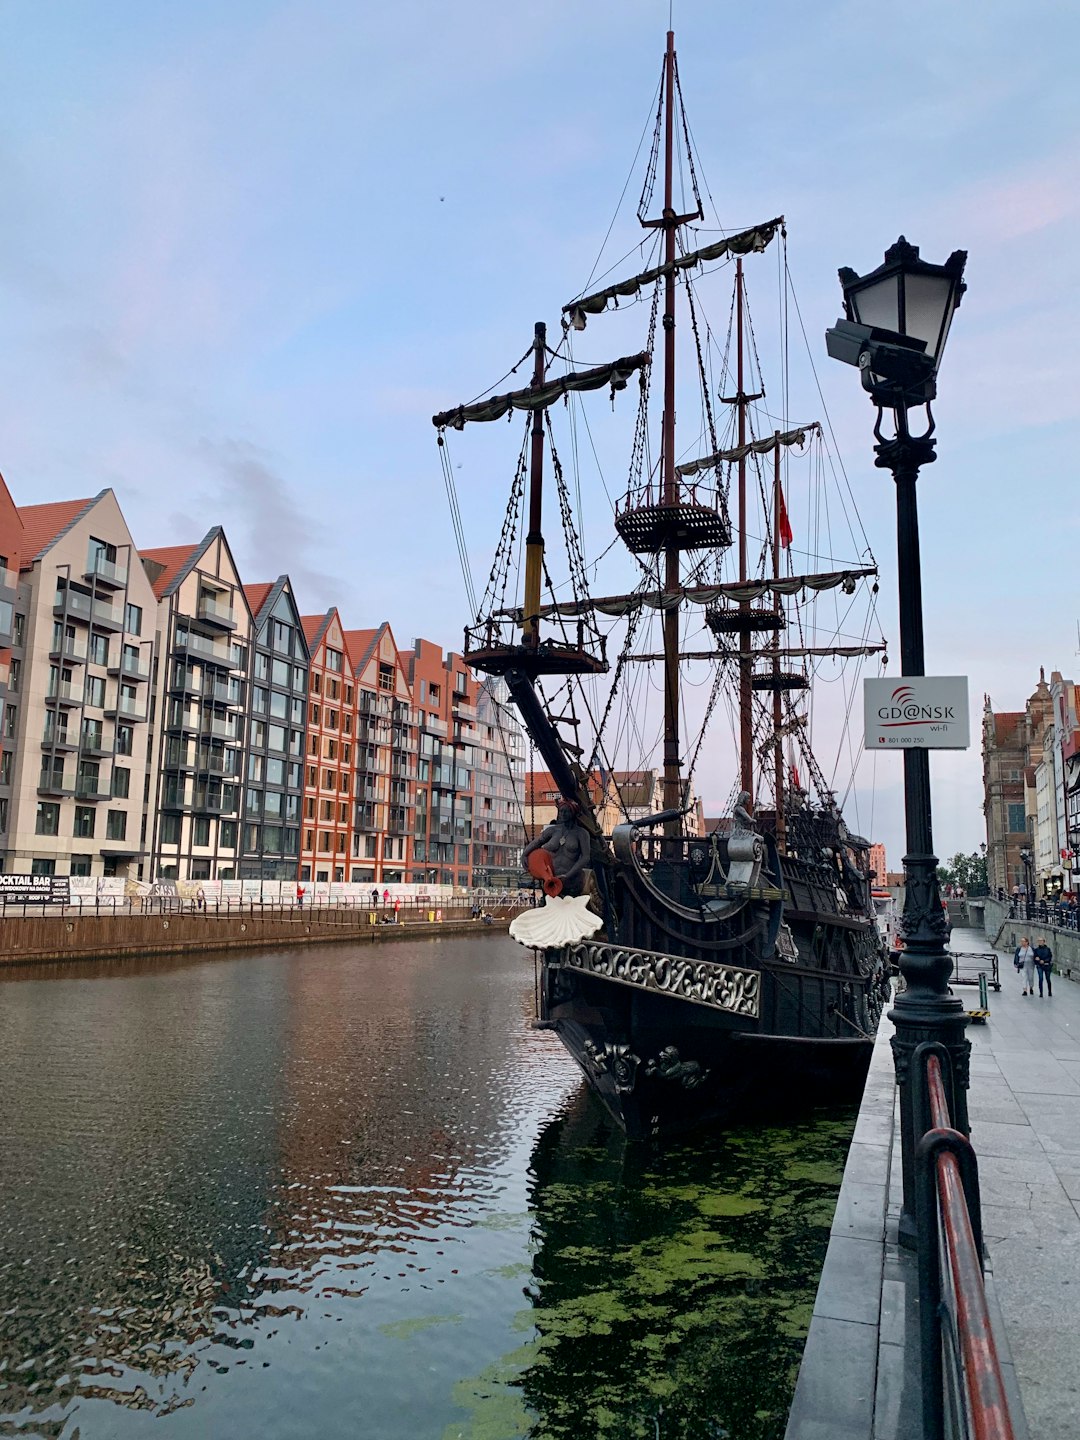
[
  {"x1": 772, "y1": 435, "x2": 786, "y2": 847},
  {"x1": 736, "y1": 262, "x2": 753, "y2": 798},
  {"x1": 523, "y1": 322, "x2": 547, "y2": 650}
]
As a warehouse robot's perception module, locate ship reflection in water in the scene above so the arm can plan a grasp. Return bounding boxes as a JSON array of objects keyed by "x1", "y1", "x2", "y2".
[{"x1": 0, "y1": 938, "x2": 853, "y2": 1440}]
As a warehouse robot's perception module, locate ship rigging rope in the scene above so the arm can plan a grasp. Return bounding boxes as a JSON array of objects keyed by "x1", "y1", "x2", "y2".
[{"x1": 437, "y1": 434, "x2": 477, "y2": 620}]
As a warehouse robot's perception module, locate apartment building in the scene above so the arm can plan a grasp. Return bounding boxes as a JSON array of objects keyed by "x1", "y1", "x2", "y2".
[
  {"x1": 299, "y1": 609, "x2": 355, "y2": 884},
  {"x1": 982, "y1": 673, "x2": 1052, "y2": 895},
  {"x1": 406, "y1": 639, "x2": 477, "y2": 888},
  {"x1": 240, "y1": 579, "x2": 308, "y2": 880},
  {"x1": 141, "y1": 529, "x2": 252, "y2": 880},
  {"x1": 0, "y1": 475, "x2": 26, "y2": 867},
  {"x1": 470, "y1": 679, "x2": 526, "y2": 887},
  {"x1": 346, "y1": 624, "x2": 418, "y2": 886},
  {"x1": 8, "y1": 490, "x2": 157, "y2": 878}
]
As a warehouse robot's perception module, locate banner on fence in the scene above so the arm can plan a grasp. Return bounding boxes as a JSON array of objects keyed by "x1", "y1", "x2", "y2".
[{"x1": 0, "y1": 874, "x2": 70, "y2": 905}]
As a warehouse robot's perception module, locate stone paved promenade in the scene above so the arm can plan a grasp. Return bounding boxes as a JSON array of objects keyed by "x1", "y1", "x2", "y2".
[{"x1": 955, "y1": 924, "x2": 1080, "y2": 1438}]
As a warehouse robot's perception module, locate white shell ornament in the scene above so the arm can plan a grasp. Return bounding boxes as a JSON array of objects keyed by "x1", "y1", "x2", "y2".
[{"x1": 509, "y1": 894, "x2": 604, "y2": 949}]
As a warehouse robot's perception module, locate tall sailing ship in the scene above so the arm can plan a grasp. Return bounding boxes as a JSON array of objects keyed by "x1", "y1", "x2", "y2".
[{"x1": 433, "y1": 31, "x2": 892, "y2": 1139}]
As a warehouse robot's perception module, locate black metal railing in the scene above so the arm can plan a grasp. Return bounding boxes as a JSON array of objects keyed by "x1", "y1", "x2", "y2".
[
  {"x1": 0, "y1": 895, "x2": 533, "y2": 922},
  {"x1": 910, "y1": 1042, "x2": 1017, "y2": 1440}
]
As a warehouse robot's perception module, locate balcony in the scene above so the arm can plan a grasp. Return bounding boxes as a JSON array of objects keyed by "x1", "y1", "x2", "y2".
[
  {"x1": 161, "y1": 789, "x2": 188, "y2": 812},
  {"x1": 45, "y1": 682, "x2": 82, "y2": 707},
  {"x1": 193, "y1": 789, "x2": 229, "y2": 814},
  {"x1": 57, "y1": 590, "x2": 124, "y2": 630},
  {"x1": 174, "y1": 630, "x2": 233, "y2": 666},
  {"x1": 50, "y1": 640, "x2": 88, "y2": 666},
  {"x1": 203, "y1": 717, "x2": 240, "y2": 742},
  {"x1": 79, "y1": 735, "x2": 111, "y2": 759},
  {"x1": 196, "y1": 595, "x2": 237, "y2": 631},
  {"x1": 0, "y1": 566, "x2": 18, "y2": 595},
  {"x1": 105, "y1": 697, "x2": 146, "y2": 722},
  {"x1": 452, "y1": 701, "x2": 479, "y2": 722},
  {"x1": 37, "y1": 776, "x2": 74, "y2": 798},
  {"x1": 75, "y1": 778, "x2": 110, "y2": 801},
  {"x1": 84, "y1": 555, "x2": 128, "y2": 589},
  {"x1": 41, "y1": 730, "x2": 77, "y2": 753},
  {"x1": 210, "y1": 682, "x2": 243, "y2": 707},
  {"x1": 107, "y1": 655, "x2": 150, "y2": 682},
  {"x1": 423, "y1": 714, "x2": 449, "y2": 737}
]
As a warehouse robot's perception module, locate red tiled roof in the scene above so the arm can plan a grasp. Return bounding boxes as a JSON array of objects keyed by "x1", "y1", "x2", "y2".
[
  {"x1": 343, "y1": 628, "x2": 380, "y2": 673},
  {"x1": 243, "y1": 582, "x2": 273, "y2": 620},
  {"x1": 18, "y1": 498, "x2": 96, "y2": 566},
  {"x1": 301, "y1": 612, "x2": 330, "y2": 649},
  {"x1": 140, "y1": 543, "x2": 201, "y2": 599}
]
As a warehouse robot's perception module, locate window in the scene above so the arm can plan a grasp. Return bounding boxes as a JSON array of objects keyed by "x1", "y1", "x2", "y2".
[
  {"x1": 89, "y1": 633, "x2": 109, "y2": 665},
  {"x1": 319, "y1": 832, "x2": 332, "y2": 852},
  {"x1": 323, "y1": 769, "x2": 334, "y2": 789},
  {"x1": 310, "y1": 703, "x2": 320, "y2": 725},
  {"x1": 293, "y1": 665, "x2": 305, "y2": 690},
  {"x1": 1007, "y1": 803, "x2": 1027, "y2": 834},
  {"x1": 14, "y1": 612, "x2": 24, "y2": 645},
  {"x1": 247, "y1": 754, "x2": 264, "y2": 782},
  {"x1": 106, "y1": 810, "x2": 127, "y2": 841},
  {"x1": 40, "y1": 758, "x2": 65, "y2": 790},
  {"x1": 36, "y1": 802, "x2": 60, "y2": 835},
  {"x1": 266, "y1": 757, "x2": 285, "y2": 786},
  {"x1": 250, "y1": 720, "x2": 266, "y2": 749},
  {"x1": 230, "y1": 642, "x2": 247, "y2": 670},
  {"x1": 268, "y1": 724, "x2": 287, "y2": 753},
  {"x1": 8, "y1": 657, "x2": 20, "y2": 693},
  {"x1": 339, "y1": 803, "x2": 349, "y2": 824},
  {"x1": 246, "y1": 788, "x2": 262, "y2": 815},
  {"x1": 74, "y1": 806, "x2": 96, "y2": 838},
  {"x1": 3, "y1": 705, "x2": 16, "y2": 739},
  {"x1": 159, "y1": 813, "x2": 181, "y2": 844},
  {"x1": 116, "y1": 725, "x2": 134, "y2": 756},
  {"x1": 244, "y1": 823, "x2": 260, "y2": 852},
  {"x1": 312, "y1": 671, "x2": 321, "y2": 695},
  {"x1": 220, "y1": 820, "x2": 238, "y2": 849},
  {"x1": 122, "y1": 642, "x2": 140, "y2": 675},
  {"x1": 87, "y1": 536, "x2": 117, "y2": 571},
  {"x1": 289, "y1": 729, "x2": 303, "y2": 757},
  {"x1": 322, "y1": 798, "x2": 334, "y2": 821},
  {"x1": 124, "y1": 602, "x2": 143, "y2": 636},
  {"x1": 290, "y1": 697, "x2": 304, "y2": 725},
  {"x1": 255, "y1": 651, "x2": 269, "y2": 681},
  {"x1": 70, "y1": 855, "x2": 92, "y2": 877},
  {"x1": 304, "y1": 796, "x2": 315, "y2": 820},
  {"x1": 111, "y1": 767, "x2": 130, "y2": 799},
  {"x1": 340, "y1": 772, "x2": 350, "y2": 794},
  {"x1": 379, "y1": 663, "x2": 394, "y2": 692},
  {"x1": 343, "y1": 742, "x2": 351, "y2": 765},
  {"x1": 271, "y1": 658, "x2": 291, "y2": 688},
  {"x1": 269, "y1": 691, "x2": 288, "y2": 719},
  {"x1": 271, "y1": 619, "x2": 292, "y2": 654},
  {"x1": 309, "y1": 733, "x2": 318, "y2": 755},
  {"x1": 193, "y1": 815, "x2": 211, "y2": 846},
  {"x1": 252, "y1": 686, "x2": 268, "y2": 714},
  {"x1": 0, "y1": 750, "x2": 11, "y2": 785},
  {"x1": 31, "y1": 857, "x2": 56, "y2": 876},
  {"x1": 85, "y1": 674, "x2": 106, "y2": 707},
  {"x1": 190, "y1": 859, "x2": 211, "y2": 880},
  {"x1": 288, "y1": 763, "x2": 302, "y2": 789},
  {"x1": 307, "y1": 766, "x2": 317, "y2": 787},
  {"x1": 264, "y1": 791, "x2": 283, "y2": 819},
  {"x1": 344, "y1": 713, "x2": 352, "y2": 735},
  {"x1": 326, "y1": 739, "x2": 337, "y2": 761},
  {"x1": 326, "y1": 648, "x2": 342, "y2": 673},
  {"x1": 81, "y1": 718, "x2": 103, "y2": 749}
]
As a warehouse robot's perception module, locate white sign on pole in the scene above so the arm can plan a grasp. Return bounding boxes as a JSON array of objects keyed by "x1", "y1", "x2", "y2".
[{"x1": 863, "y1": 676, "x2": 970, "y2": 750}]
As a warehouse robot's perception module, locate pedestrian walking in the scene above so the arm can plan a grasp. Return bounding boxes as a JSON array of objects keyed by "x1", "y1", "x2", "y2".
[
  {"x1": 371, "y1": 887, "x2": 380, "y2": 908},
  {"x1": 382, "y1": 888, "x2": 390, "y2": 907},
  {"x1": 1034, "y1": 937, "x2": 1054, "y2": 997},
  {"x1": 1014, "y1": 936, "x2": 1036, "y2": 995},
  {"x1": 296, "y1": 884, "x2": 306, "y2": 908}
]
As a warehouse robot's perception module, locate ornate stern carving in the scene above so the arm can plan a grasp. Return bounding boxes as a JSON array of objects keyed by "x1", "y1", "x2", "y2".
[
  {"x1": 564, "y1": 943, "x2": 760, "y2": 1019},
  {"x1": 583, "y1": 1040, "x2": 642, "y2": 1093},
  {"x1": 645, "y1": 1046, "x2": 709, "y2": 1089}
]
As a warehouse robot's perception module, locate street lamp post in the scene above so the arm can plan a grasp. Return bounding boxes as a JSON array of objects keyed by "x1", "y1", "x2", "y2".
[
  {"x1": 1019, "y1": 846, "x2": 1034, "y2": 918},
  {"x1": 827, "y1": 237, "x2": 969, "y2": 1249}
]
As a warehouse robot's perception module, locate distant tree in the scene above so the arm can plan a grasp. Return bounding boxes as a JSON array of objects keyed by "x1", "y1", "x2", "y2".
[{"x1": 937, "y1": 851, "x2": 989, "y2": 895}]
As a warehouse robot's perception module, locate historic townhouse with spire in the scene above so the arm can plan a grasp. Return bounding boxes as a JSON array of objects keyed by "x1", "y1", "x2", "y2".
[
  {"x1": 299, "y1": 609, "x2": 355, "y2": 884},
  {"x1": 141, "y1": 529, "x2": 252, "y2": 881},
  {"x1": 241, "y1": 579, "x2": 309, "y2": 880},
  {"x1": 10, "y1": 490, "x2": 157, "y2": 879}
]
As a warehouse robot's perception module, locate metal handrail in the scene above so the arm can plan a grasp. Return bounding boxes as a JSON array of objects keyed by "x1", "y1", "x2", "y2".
[{"x1": 913, "y1": 1045, "x2": 1016, "y2": 1440}]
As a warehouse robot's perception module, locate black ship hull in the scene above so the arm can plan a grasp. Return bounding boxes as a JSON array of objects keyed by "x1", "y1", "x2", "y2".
[{"x1": 534, "y1": 847, "x2": 889, "y2": 1141}]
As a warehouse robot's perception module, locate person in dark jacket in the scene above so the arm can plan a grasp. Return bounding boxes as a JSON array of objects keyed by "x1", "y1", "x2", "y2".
[{"x1": 1034, "y1": 938, "x2": 1053, "y2": 997}]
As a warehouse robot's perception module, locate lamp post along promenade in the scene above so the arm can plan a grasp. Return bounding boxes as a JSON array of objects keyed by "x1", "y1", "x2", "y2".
[{"x1": 827, "y1": 237, "x2": 970, "y2": 1248}]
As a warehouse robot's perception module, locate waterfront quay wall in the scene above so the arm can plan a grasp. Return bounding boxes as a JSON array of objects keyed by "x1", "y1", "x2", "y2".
[
  {"x1": 0, "y1": 905, "x2": 524, "y2": 968},
  {"x1": 972, "y1": 897, "x2": 1080, "y2": 981}
]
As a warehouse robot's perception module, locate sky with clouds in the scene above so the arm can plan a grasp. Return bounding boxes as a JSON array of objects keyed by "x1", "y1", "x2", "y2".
[{"x1": 1, "y1": 0, "x2": 1077, "y2": 865}]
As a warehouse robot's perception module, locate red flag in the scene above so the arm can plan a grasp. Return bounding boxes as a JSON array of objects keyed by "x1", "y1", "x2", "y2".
[{"x1": 777, "y1": 487, "x2": 793, "y2": 548}]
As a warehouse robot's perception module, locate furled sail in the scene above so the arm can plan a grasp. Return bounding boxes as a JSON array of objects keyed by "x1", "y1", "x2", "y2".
[
  {"x1": 624, "y1": 644, "x2": 887, "y2": 663},
  {"x1": 562, "y1": 218, "x2": 783, "y2": 331},
  {"x1": 493, "y1": 566, "x2": 877, "y2": 622},
  {"x1": 675, "y1": 423, "x2": 820, "y2": 478},
  {"x1": 432, "y1": 352, "x2": 650, "y2": 431}
]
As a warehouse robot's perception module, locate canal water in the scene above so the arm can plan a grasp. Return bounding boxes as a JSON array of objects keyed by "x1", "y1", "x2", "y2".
[{"x1": 0, "y1": 937, "x2": 855, "y2": 1440}]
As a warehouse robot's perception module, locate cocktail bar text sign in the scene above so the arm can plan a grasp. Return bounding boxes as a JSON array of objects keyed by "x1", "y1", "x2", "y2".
[{"x1": 863, "y1": 677, "x2": 970, "y2": 750}]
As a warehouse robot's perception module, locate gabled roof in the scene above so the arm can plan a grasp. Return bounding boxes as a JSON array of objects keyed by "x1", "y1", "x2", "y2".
[
  {"x1": 343, "y1": 627, "x2": 380, "y2": 674},
  {"x1": 140, "y1": 539, "x2": 212, "y2": 599},
  {"x1": 302, "y1": 613, "x2": 329, "y2": 650},
  {"x1": 18, "y1": 494, "x2": 100, "y2": 567},
  {"x1": 243, "y1": 582, "x2": 274, "y2": 621}
]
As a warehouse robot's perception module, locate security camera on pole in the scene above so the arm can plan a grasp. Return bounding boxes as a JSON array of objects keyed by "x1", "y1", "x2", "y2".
[{"x1": 827, "y1": 237, "x2": 969, "y2": 1250}]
